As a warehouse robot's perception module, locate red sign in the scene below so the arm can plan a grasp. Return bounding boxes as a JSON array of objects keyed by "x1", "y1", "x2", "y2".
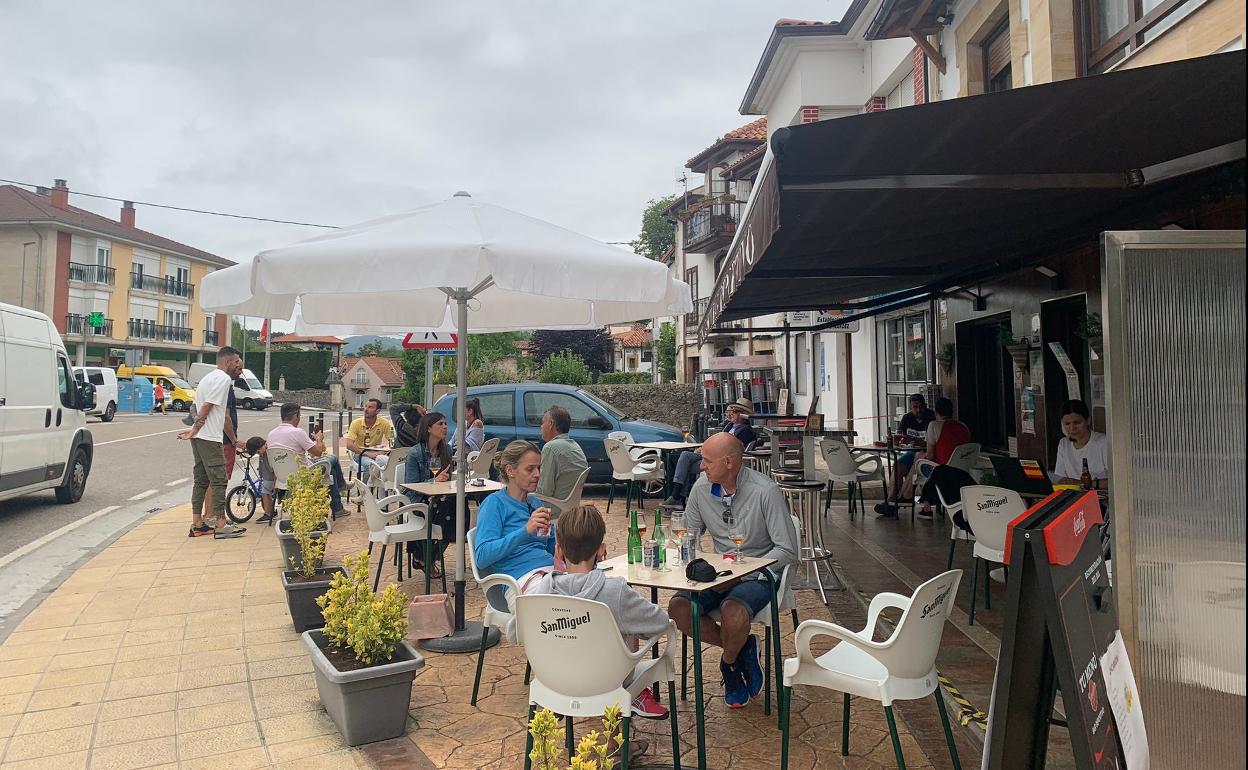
[
  {"x1": 402, "y1": 332, "x2": 458, "y2": 350},
  {"x1": 1042, "y1": 491, "x2": 1104, "y2": 567}
]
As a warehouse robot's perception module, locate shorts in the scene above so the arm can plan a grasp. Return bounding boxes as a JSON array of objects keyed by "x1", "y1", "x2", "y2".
[
  {"x1": 678, "y1": 577, "x2": 774, "y2": 617},
  {"x1": 897, "y1": 450, "x2": 917, "y2": 468},
  {"x1": 223, "y1": 442, "x2": 237, "y2": 477}
]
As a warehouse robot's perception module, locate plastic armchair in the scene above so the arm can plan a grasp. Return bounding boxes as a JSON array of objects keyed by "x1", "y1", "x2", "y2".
[
  {"x1": 267, "y1": 448, "x2": 300, "y2": 520},
  {"x1": 466, "y1": 527, "x2": 524, "y2": 706},
  {"x1": 946, "y1": 442, "x2": 983, "y2": 480},
  {"x1": 603, "y1": 437, "x2": 663, "y2": 515},
  {"x1": 383, "y1": 446, "x2": 411, "y2": 497},
  {"x1": 608, "y1": 430, "x2": 661, "y2": 464},
  {"x1": 779, "y1": 570, "x2": 965, "y2": 770},
  {"x1": 353, "y1": 479, "x2": 443, "y2": 593},
  {"x1": 820, "y1": 437, "x2": 884, "y2": 520},
  {"x1": 531, "y1": 466, "x2": 590, "y2": 519},
  {"x1": 516, "y1": 595, "x2": 682, "y2": 770},
  {"x1": 470, "y1": 437, "x2": 500, "y2": 479},
  {"x1": 961, "y1": 485, "x2": 1026, "y2": 625}
]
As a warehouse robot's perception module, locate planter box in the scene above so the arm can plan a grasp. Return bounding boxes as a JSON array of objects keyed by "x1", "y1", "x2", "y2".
[
  {"x1": 302, "y1": 629, "x2": 424, "y2": 746},
  {"x1": 282, "y1": 567, "x2": 345, "y2": 633},
  {"x1": 276, "y1": 520, "x2": 329, "y2": 572}
]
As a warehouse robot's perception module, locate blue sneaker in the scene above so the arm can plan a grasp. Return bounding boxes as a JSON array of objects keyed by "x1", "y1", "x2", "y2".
[
  {"x1": 740, "y1": 634, "x2": 765, "y2": 699},
  {"x1": 720, "y1": 657, "x2": 749, "y2": 709}
]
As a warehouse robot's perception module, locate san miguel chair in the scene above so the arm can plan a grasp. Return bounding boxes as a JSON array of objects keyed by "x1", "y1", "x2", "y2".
[
  {"x1": 266, "y1": 447, "x2": 300, "y2": 523},
  {"x1": 820, "y1": 437, "x2": 884, "y2": 521},
  {"x1": 780, "y1": 570, "x2": 965, "y2": 770},
  {"x1": 353, "y1": 478, "x2": 444, "y2": 593},
  {"x1": 959, "y1": 485, "x2": 1026, "y2": 626},
  {"x1": 466, "y1": 526, "x2": 525, "y2": 706},
  {"x1": 532, "y1": 466, "x2": 591, "y2": 520},
  {"x1": 516, "y1": 594, "x2": 681, "y2": 770}
]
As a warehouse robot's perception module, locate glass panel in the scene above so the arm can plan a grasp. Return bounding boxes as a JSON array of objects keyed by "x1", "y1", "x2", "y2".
[
  {"x1": 887, "y1": 319, "x2": 905, "y2": 382},
  {"x1": 57, "y1": 355, "x2": 74, "y2": 408},
  {"x1": 524, "y1": 392, "x2": 602, "y2": 428},
  {"x1": 1143, "y1": 0, "x2": 1200, "y2": 41},
  {"x1": 1093, "y1": 0, "x2": 1131, "y2": 44},
  {"x1": 906, "y1": 313, "x2": 929, "y2": 381}
]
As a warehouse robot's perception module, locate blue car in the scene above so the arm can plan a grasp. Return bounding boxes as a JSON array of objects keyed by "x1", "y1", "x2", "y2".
[{"x1": 431, "y1": 384, "x2": 684, "y2": 484}]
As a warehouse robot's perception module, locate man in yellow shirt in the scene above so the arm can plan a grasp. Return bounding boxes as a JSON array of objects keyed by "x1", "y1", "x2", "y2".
[{"x1": 345, "y1": 398, "x2": 394, "y2": 475}]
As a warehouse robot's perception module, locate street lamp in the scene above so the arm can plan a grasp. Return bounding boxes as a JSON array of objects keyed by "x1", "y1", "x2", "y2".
[{"x1": 20, "y1": 242, "x2": 35, "y2": 307}]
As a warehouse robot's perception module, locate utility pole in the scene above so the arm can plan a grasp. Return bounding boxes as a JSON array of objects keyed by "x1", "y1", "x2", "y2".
[
  {"x1": 424, "y1": 349, "x2": 434, "y2": 407},
  {"x1": 263, "y1": 319, "x2": 271, "y2": 390}
]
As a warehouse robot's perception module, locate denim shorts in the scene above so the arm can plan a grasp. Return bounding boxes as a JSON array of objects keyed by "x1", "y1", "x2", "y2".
[
  {"x1": 898, "y1": 450, "x2": 917, "y2": 468},
  {"x1": 678, "y1": 577, "x2": 774, "y2": 617}
]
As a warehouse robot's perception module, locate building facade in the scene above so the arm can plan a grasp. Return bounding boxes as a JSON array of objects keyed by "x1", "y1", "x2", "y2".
[
  {"x1": 0, "y1": 180, "x2": 232, "y2": 373},
  {"x1": 339, "y1": 356, "x2": 405, "y2": 407}
]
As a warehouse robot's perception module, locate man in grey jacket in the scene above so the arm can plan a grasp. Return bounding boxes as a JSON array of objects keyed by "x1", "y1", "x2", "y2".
[
  {"x1": 536, "y1": 405, "x2": 588, "y2": 504},
  {"x1": 667, "y1": 432, "x2": 798, "y2": 710}
]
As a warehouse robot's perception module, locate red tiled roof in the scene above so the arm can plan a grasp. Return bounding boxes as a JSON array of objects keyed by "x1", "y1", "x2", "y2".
[
  {"x1": 723, "y1": 117, "x2": 768, "y2": 141},
  {"x1": 0, "y1": 185, "x2": 233, "y2": 267},
  {"x1": 360, "y1": 356, "x2": 405, "y2": 386},
  {"x1": 272, "y1": 334, "x2": 346, "y2": 345},
  {"x1": 612, "y1": 324, "x2": 650, "y2": 348}
]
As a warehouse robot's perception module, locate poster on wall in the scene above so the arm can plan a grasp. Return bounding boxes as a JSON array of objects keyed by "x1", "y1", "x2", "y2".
[
  {"x1": 1047, "y1": 342, "x2": 1082, "y2": 400},
  {"x1": 1029, "y1": 349, "x2": 1044, "y2": 392},
  {"x1": 777, "y1": 388, "x2": 790, "y2": 417},
  {"x1": 1021, "y1": 387, "x2": 1037, "y2": 435}
]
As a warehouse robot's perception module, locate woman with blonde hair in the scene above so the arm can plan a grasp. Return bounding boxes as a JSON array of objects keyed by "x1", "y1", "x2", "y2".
[{"x1": 471, "y1": 441, "x2": 555, "y2": 589}]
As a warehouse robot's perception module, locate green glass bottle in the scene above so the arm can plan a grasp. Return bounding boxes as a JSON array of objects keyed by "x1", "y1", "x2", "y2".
[
  {"x1": 653, "y1": 509, "x2": 666, "y2": 566},
  {"x1": 627, "y1": 510, "x2": 642, "y2": 564}
]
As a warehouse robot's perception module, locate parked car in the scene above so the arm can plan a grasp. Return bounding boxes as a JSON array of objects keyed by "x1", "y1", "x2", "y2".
[
  {"x1": 189, "y1": 364, "x2": 274, "y2": 410},
  {"x1": 116, "y1": 365, "x2": 196, "y2": 411},
  {"x1": 1, "y1": 301, "x2": 95, "y2": 504},
  {"x1": 431, "y1": 384, "x2": 683, "y2": 484},
  {"x1": 73, "y1": 366, "x2": 118, "y2": 422}
]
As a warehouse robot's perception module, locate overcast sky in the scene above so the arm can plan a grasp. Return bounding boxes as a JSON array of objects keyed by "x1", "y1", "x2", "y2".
[{"x1": 2, "y1": 1, "x2": 850, "y2": 272}]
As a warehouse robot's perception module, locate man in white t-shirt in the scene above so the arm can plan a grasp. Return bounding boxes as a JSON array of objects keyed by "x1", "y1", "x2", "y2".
[
  {"x1": 179, "y1": 348, "x2": 246, "y2": 539},
  {"x1": 1053, "y1": 399, "x2": 1110, "y2": 490}
]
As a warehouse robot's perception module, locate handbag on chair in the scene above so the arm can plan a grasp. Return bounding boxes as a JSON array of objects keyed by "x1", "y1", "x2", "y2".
[{"x1": 407, "y1": 593, "x2": 454, "y2": 640}]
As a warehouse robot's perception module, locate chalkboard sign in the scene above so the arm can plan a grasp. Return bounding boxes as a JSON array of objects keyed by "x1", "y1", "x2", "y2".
[{"x1": 984, "y1": 489, "x2": 1135, "y2": 770}]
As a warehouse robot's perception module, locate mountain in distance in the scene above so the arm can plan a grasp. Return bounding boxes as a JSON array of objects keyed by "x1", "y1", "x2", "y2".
[{"x1": 342, "y1": 335, "x2": 404, "y2": 355}]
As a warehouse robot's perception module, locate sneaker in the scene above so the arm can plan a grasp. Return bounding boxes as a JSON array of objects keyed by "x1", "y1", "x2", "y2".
[
  {"x1": 740, "y1": 634, "x2": 765, "y2": 699},
  {"x1": 214, "y1": 526, "x2": 245, "y2": 539},
  {"x1": 661, "y1": 496, "x2": 684, "y2": 509},
  {"x1": 331, "y1": 507, "x2": 350, "y2": 518},
  {"x1": 188, "y1": 525, "x2": 214, "y2": 538},
  {"x1": 874, "y1": 502, "x2": 898, "y2": 518},
  {"x1": 916, "y1": 507, "x2": 934, "y2": 520},
  {"x1": 630, "y1": 688, "x2": 668, "y2": 720},
  {"x1": 720, "y1": 658, "x2": 750, "y2": 709}
]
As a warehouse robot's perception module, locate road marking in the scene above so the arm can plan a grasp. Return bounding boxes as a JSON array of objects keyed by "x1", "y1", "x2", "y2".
[
  {"x1": 165, "y1": 478, "x2": 189, "y2": 486},
  {"x1": 128, "y1": 490, "x2": 158, "y2": 501},
  {"x1": 0, "y1": 506, "x2": 121, "y2": 570},
  {"x1": 94, "y1": 417, "x2": 272, "y2": 447}
]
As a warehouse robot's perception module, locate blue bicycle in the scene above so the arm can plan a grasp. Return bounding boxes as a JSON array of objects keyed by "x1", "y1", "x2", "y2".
[{"x1": 226, "y1": 451, "x2": 268, "y2": 524}]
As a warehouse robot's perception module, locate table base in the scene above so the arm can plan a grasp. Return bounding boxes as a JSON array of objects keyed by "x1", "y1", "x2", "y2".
[{"x1": 419, "y1": 621, "x2": 499, "y2": 654}]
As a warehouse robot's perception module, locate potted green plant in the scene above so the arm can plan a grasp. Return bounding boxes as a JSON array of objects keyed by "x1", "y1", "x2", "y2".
[
  {"x1": 1075, "y1": 311, "x2": 1103, "y2": 357},
  {"x1": 303, "y1": 551, "x2": 424, "y2": 746},
  {"x1": 936, "y1": 342, "x2": 956, "y2": 375},
  {"x1": 998, "y1": 326, "x2": 1031, "y2": 370},
  {"x1": 276, "y1": 466, "x2": 331, "y2": 569},
  {"x1": 526, "y1": 704, "x2": 624, "y2": 769},
  {"x1": 281, "y1": 465, "x2": 343, "y2": 633}
]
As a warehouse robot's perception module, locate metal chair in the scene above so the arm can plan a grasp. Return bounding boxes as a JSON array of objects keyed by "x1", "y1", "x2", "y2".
[
  {"x1": 781, "y1": 480, "x2": 842, "y2": 603},
  {"x1": 820, "y1": 437, "x2": 884, "y2": 521},
  {"x1": 532, "y1": 466, "x2": 591, "y2": 519}
]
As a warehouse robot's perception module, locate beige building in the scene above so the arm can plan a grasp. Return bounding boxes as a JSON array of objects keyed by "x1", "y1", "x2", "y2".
[
  {"x1": 339, "y1": 356, "x2": 405, "y2": 407},
  {"x1": 0, "y1": 180, "x2": 232, "y2": 371}
]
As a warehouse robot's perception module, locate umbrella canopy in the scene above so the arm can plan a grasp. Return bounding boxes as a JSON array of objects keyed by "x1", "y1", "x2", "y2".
[{"x1": 200, "y1": 192, "x2": 691, "y2": 646}]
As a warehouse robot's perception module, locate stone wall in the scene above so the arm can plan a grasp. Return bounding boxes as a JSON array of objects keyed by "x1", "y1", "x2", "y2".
[
  {"x1": 272, "y1": 389, "x2": 337, "y2": 410},
  {"x1": 586, "y1": 383, "x2": 699, "y2": 433}
]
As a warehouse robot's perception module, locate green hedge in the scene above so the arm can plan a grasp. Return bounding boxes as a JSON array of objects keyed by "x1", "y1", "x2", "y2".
[
  {"x1": 244, "y1": 350, "x2": 333, "y2": 390},
  {"x1": 597, "y1": 372, "x2": 652, "y2": 384}
]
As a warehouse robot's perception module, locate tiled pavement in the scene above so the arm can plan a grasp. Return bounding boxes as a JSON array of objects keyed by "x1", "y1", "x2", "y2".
[{"x1": 1, "y1": 488, "x2": 985, "y2": 769}]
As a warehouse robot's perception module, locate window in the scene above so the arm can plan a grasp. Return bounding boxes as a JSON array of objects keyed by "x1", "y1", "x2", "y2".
[
  {"x1": 354, "y1": 391, "x2": 365, "y2": 407},
  {"x1": 795, "y1": 335, "x2": 809, "y2": 395},
  {"x1": 164, "y1": 309, "x2": 188, "y2": 329},
  {"x1": 1083, "y1": 0, "x2": 1199, "y2": 72},
  {"x1": 880, "y1": 312, "x2": 932, "y2": 433},
  {"x1": 983, "y1": 19, "x2": 1012, "y2": 92},
  {"x1": 58, "y1": 354, "x2": 75, "y2": 408},
  {"x1": 204, "y1": 313, "x2": 215, "y2": 331},
  {"x1": 443, "y1": 391, "x2": 516, "y2": 426},
  {"x1": 523, "y1": 392, "x2": 604, "y2": 428},
  {"x1": 353, "y1": 369, "x2": 368, "y2": 385},
  {"x1": 88, "y1": 371, "x2": 105, "y2": 386},
  {"x1": 96, "y1": 245, "x2": 111, "y2": 267}
]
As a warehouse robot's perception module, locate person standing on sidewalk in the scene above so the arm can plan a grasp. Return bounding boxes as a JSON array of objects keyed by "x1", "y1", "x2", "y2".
[
  {"x1": 154, "y1": 381, "x2": 165, "y2": 414},
  {"x1": 179, "y1": 347, "x2": 246, "y2": 539}
]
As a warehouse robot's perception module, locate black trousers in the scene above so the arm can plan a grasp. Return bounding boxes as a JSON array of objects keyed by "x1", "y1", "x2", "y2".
[{"x1": 921, "y1": 465, "x2": 976, "y2": 533}]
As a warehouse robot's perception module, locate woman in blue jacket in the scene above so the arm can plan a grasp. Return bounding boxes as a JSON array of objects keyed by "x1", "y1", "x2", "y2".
[{"x1": 472, "y1": 440, "x2": 555, "y2": 591}]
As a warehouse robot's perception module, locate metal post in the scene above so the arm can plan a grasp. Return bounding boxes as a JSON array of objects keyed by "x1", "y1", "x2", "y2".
[
  {"x1": 263, "y1": 318, "x2": 272, "y2": 390},
  {"x1": 454, "y1": 293, "x2": 468, "y2": 629},
  {"x1": 425, "y1": 349, "x2": 433, "y2": 406}
]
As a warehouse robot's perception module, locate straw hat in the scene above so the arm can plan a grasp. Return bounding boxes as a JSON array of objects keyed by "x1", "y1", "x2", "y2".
[{"x1": 728, "y1": 397, "x2": 754, "y2": 417}]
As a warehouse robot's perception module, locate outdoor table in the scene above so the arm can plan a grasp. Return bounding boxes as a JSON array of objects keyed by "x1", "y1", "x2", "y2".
[
  {"x1": 401, "y1": 478, "x2": 505, "y2": 593},
  {"x1": 597, "y1": 550, "x2": 781, "y2": 770},
  {"x1": 633, "y1": 440, "x2": 702, "y2": 500}
]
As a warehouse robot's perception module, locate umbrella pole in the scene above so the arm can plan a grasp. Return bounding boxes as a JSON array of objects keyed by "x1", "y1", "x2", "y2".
[{"x1": 420, "y1": 288, "x2": 499, "y2": 655}]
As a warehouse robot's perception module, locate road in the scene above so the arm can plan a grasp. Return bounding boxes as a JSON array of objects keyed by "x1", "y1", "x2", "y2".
[{"x1": 0, "y1": 408, "x2": 283, "y2": 638}]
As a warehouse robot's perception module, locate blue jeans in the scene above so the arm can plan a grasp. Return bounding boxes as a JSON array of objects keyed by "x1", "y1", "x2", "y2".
[
  {"x1": 672, "y1": 450, "x2": 703, "y2": 498},
  {"x1": 311, "y1": 455, "x2": 345, "y2": 512}
]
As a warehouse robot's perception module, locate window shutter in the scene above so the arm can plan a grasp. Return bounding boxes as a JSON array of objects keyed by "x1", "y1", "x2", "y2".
[{"x1": 985, "y1": 22, "x2": 1012, "y2": 78}]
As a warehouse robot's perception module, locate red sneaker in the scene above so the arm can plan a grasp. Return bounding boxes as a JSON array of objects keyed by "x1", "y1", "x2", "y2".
[{"x1": 631, "y1": 688, "x2": 668, "y2": 720}]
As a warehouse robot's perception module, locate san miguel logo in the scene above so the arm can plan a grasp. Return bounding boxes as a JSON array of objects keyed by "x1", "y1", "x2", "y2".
[
  {"x1": 920, "y1": 585, "x2": 953, "y2": 619},
  {"x1": 540, "y1": 611, "x2": 592, "y2": 635},
  {"x1": 976, "y1": 497, "x2": 1009, "y2": 511}
]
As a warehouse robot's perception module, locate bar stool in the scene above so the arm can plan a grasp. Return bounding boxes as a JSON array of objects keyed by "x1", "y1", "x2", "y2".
[
  {"x1": 745, "y1": 452, "x2": 771, "y2": 475},
  {"x1": 779, "y1": 479, "x2": 842, "y2": 604}
]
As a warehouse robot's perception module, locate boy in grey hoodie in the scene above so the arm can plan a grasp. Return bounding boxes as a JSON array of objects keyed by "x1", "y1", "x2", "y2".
[{"x1": 511, "y1": 505, "x2": 671, "y2": 722}]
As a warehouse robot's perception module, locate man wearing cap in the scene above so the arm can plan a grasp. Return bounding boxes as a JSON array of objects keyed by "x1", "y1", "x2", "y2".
[
  {"x1": 663, "y1": 396, "x2": 757, "y2": 509},
  {"x1": 875, "y1": 393, "x2": 935, "y2": 518}
]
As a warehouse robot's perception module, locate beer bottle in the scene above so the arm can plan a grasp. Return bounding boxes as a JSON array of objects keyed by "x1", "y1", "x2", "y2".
[
  {"x1": 1080, "y1": 458, "x2": 1094, "y2": 491},
  {"x1": 653, "y1": 509, "x2": 666, "y2": 566},
  {"x1": 627, "y1": 510, "x2": 642, "y2": 564}
]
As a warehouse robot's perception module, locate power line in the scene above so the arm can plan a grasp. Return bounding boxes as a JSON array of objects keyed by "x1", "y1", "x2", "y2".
[{"x1": 0, "y1": 176, "x2": 339, "y2": 229}]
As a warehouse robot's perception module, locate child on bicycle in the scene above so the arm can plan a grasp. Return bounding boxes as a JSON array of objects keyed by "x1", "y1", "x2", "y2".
[{"x1": 244, "y1": 436, "x2": 276, "y2": 524}]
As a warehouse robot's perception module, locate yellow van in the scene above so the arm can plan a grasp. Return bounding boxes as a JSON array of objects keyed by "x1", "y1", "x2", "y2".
[{"x1": 116, "y1": 365, "x2": 197, "y2": 411}]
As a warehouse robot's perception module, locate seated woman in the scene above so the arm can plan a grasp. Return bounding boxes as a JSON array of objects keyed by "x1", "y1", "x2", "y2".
[
  {"x1": 471, "y1": 440, "x2": 555, "y2": 594},
  {"x1": 403, "y1": 411, "x2": 454, "y2": 575},
  {"x1": 1052, "y1": 399, "x2": 1109, "y2": 490},
  {"x1": 451, "y1": 397, "x2": 486, "y2": 456}
]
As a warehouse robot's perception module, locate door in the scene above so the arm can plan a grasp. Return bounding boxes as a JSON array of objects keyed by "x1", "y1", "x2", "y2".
[
  {"x1": 519, "y1": 390, "x2": 612, "y2": 479},
  {"x1": 51, "y1": 352, "x2": 77, "y2": 480},
  {"x1": 956, "y1": 313, "x2": 1015, "y2": 451}
]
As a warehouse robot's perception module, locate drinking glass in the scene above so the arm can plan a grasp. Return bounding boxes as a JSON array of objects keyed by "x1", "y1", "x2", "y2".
[
  {"x1": 726, "y1": 513, "x2": 745, "y2": 561},
  {"x1": 670, "y1": 512, "x2": 687, "y2": 566}
]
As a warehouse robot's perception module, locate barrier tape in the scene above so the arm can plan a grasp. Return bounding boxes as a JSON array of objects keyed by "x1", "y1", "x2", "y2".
[{"x1": 938, "y1": 673, "x2": 988, "y2": 728}]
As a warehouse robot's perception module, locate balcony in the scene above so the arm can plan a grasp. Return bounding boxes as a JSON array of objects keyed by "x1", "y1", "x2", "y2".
[
  {"x1": 686, "y1": 297, "x2": 708, "y2": 336},
  {"x1": 683, "y1": 197, "x2": 742, "y2": 253},
  {"x1": 68, "y1": 262, "x2": 116, "y2": 286},
  {"x1": 204, "y1": 329, "x2": 220, "y2": 345},
  {"x1": 128, "y1": 319, "x2": 193, "y2": 344},
  {"x1": 64, "y1": 314, "x2": 114, "y2": 337},
  {"x1": 130, "y1": 272, "x2": 195, "y2": 299}
]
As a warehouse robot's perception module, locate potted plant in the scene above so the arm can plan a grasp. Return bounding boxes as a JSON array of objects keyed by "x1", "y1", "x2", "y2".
[
  {"x1": 281, "y1": 466, "x2": 343, "y2": 633},
  {"x1": 1076, "y1": 311, "x2": 1103, "y2": 357},
  {"x1": 276, "y1": 466, "x2": 331, "y2": 569},
  {"x1": 304, "y1": 551, "x2": 424, "y2": 746},
  {"x1": 998, "y1": 326, "x2": 1031, "y2": 370},
  {"x1": 526, "y1": 704, "x2": 624, "y2": 769},
  {"x1": 936, "y1": 342, "x2": 956, "y2": 375}
]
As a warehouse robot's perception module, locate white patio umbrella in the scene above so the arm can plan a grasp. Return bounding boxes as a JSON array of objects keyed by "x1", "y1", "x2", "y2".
[{"x1": 201, "y1": 191, "x2": 691, "y2": 650}]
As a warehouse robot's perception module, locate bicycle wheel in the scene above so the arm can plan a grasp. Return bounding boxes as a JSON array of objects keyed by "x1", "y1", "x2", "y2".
[{"x1": 225, "y1": 485, "x2": 257, "y2": 523}]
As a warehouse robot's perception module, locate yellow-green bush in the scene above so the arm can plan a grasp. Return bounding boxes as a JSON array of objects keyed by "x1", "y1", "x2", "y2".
[
  {"x1": 317, "y1": 551, "x2": 409, "y2": 665},
  {"x1": 528, "y1": 704, "x2": 622, "y2": 770},
  {"x1": 286, "y1": 465, "x2": 330, "y2": 577}
]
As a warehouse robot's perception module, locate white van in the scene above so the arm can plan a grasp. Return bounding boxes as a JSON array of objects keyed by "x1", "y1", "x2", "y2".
[
  {"x1": 74, "y1": 366, "x2": 119, "y2": 422},
  {"x1": 189, "y1": 363, "x2": 274, "y2": 411},
  {"x1": 1, "y1": 302, "x2": 96, "y2": 504}
]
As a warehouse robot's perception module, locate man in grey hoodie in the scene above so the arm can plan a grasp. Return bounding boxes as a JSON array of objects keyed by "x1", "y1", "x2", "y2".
[{"x1": 512, "y1": 505, "x2": 672, "y2": 728}]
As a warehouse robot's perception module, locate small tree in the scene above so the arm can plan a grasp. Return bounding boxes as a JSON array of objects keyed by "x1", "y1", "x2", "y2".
[
  {"x1": 538, "y1": 352, "x2": 592, "y2": 387},
  {"x1": 286, "y1": 466, "x2": 330, "y2": 577},
  {"x1": 317, "y1": 551, "x2": 409, "y2": 665},
  {"x1": 630, "y1": 195, "x2": 678, "y2": 261},
  {"x1": 656, "y1": 321, "x2": 676, "y2": 381}
]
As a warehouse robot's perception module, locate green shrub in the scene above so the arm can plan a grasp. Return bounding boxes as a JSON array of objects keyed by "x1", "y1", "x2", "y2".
[
  {"x1": 286, "y1": 466, "x2": 330, "y2": 577},
  {"x1": 597, "y1": 372, "x2": 651, "y2": 384},
  {"x1": 317, "y1": 551, "x2": 409, "y2": 665},
  {"x1": 538, "y1": 351, "x2": 592, "y2": 387},
  {"x1": 243, "y1": 350, "x2": 333, "y2": 390}
]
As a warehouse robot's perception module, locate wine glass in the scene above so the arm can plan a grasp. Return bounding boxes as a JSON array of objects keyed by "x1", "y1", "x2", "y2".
[
  {"x1": 726, "y1": 512, "x2": 745, "y2": 561},
  {"x1": 429, "y1": 454, "x2": 443, "y2": 481},
  {"x1": 670, "y1": 512, "x2": 687, "y2": 566}
]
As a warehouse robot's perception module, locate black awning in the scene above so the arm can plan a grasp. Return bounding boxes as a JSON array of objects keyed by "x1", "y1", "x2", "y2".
[{"x1": 700, "y1": 50, "x2": 1246, "y2": 335}]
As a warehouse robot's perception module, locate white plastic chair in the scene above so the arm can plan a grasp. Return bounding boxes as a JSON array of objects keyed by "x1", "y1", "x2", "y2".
[
  {"x1": 384, "y1": 446, "x2": 412, "y2": 497},
  {"x1": 820, "y1": 437, "x2": 884, "y2": 521},
  {"x1": 946, "y1": 442, "x2": 983, "y2": 480},
  {"x1": 353, "y1": 478, "x2": 443, "y2": 593},
  {"x1": 608, "y1": 430, "x2": 661, "y2": 464},
  {"x1": 470, "y1": 437, "x2": 500, "y2": 479},
  {"x1": 779, "y1": 570, "x2": 965, "y2": 770},
  {"x1": 532, "y1": 466, "x2": 591, "y2": 519},
  {"x1": 466, "y1": 527, "x2": 523, "y2": 706},
  {"x1": 604, "y1": 437, "x2": 663, "y2": 515},
  {"x1": 681, "y1": 514, "x2": 802, "y2": 715},
  {"x1": 516, "y1": 594, "x2": 681, "y2": 770},
  {"x1": 961, "y1": 485, "x2": 1026, "y2": 626},
  {"x1": 267, "y1": 448, "x2": 300, "y2": 519}
]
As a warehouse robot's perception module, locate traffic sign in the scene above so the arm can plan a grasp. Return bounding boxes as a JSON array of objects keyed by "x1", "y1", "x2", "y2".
[{"x1": 402, "y1": 332, "x2": 458, "y2": 350}]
